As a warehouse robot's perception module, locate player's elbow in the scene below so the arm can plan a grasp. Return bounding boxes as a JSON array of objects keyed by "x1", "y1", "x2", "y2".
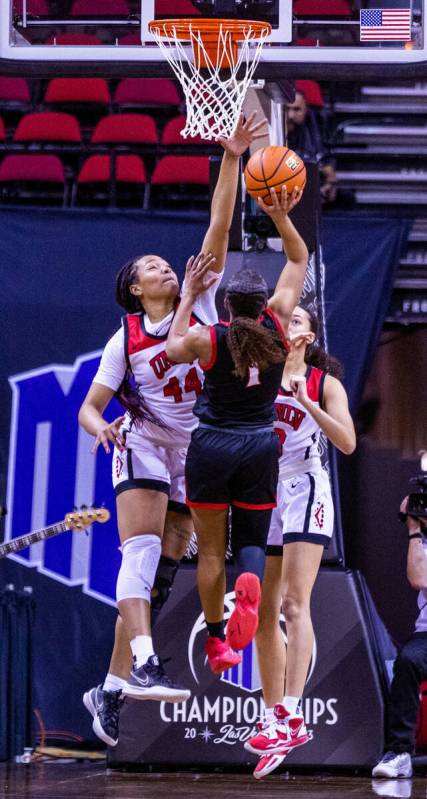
[
  {"x1": 78, "y1": 402, "x2": 91, "y2": 431},
  {"x1": 408, "y1": 575, "x2": 427, "y2": 592},
  {"x1": 340, "y1": 435, "x2": 356, "y2": 455}
]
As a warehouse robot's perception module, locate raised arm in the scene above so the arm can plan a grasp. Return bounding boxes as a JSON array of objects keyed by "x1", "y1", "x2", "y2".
[
  {"x1": 166, "y1": 253, "x2": 216, "y2": 364},
  {"x1": 289, "y1": 373, "x2": 356, "y2": 455},
  {"x1": 257, "y1": 186, "x2": 308, "y2": 333},
  {"x1": 202, "y1": 112, "x2": 267, "y2": 274}
]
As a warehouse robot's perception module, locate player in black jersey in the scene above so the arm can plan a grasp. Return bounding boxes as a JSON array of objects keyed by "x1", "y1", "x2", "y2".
[{"x1": 166, "y1": 186, "x2": 309, "y2": 674}]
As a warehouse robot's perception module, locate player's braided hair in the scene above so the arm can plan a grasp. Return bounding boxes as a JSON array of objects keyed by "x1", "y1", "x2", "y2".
[
  {"x1": 116, "y1": 257, "x2": 144, "y2": 313},
  {"x1": 113, "y1": 256, "x2": 170, "y2": 429},
  {"x1": 300, "y1": 301, "x2": 344, "y2": 379},
  {"x1": 225, "y1": 270, "x2": 287, "y2": 381}
]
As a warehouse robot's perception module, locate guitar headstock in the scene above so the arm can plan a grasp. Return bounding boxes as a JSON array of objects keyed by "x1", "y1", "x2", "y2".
[{"x1": 64, "y1": 507, "x2": 110, "y2": 532}]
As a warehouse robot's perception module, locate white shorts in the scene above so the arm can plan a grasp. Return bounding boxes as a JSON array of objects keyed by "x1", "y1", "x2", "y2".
[
  {"x1": 112, "y1": 435, "x2": 189, "y2": 515},
  {"x1": 267, "y1": 468, "x2": 334, "y2": 552}
]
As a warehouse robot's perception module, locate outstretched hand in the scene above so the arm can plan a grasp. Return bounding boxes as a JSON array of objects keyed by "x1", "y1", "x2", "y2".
[
  {"x1": 92, "y1": 415, "x2": 126, "y2": 455},
  {"x1": 257, "y1": 185, "x2": 303, "y2": 220},
  {"x1": 183, "y1": 251, "x2": 217, "y2": 299},
  {"x1": 218, "y1": 111, "x2": 268, "y2": 158}
]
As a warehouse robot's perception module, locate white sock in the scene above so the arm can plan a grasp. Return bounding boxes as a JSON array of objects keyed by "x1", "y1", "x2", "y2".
[
  {"x1": 103, "y1": 672, "x2": 127, "y2": 693},
  {"x1": 283, "y1": 696, "x2": 302, "y2": 716},
  {"x1": 263, "y1": 707, "x2": 275, "y2": 724},
  {"x1": 131, "y1": 635, "x2": 154, "y2": 669}
]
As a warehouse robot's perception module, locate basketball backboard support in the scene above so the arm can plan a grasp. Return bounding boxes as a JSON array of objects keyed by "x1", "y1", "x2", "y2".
[{"x1": 1, "y1": 0, "x2": 427, "y2": 78}]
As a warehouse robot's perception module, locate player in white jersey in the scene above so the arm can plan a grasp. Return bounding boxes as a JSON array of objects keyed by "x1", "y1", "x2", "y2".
[
  {"x1": 244, "y1": 301, "x2": 356, "y2": 779},
  {"x1": 78, "y1": 113, "x2": 267, "y2": 746}
]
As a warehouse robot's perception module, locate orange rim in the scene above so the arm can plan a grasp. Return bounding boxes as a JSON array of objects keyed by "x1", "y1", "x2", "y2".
[{"x1": 148, "y1": 17, "x2": 271, "y2": 41}]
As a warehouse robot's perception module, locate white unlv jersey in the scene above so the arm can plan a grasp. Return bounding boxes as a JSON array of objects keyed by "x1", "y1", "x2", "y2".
[
  {"x1": 93, "y1": 273, "x2": 221, "y2": 449},
  {"x1": 274, "y1": 366, "x2": 326, "y2": 479}
]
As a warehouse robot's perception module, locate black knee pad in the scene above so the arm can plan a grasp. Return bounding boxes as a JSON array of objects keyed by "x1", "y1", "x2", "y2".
[
  {"x1": 230, "y1": 506, "x2": 273, "y2": 555},
  {"x1": 151, "y1": 555, "x2": 180, "y2": 613}
]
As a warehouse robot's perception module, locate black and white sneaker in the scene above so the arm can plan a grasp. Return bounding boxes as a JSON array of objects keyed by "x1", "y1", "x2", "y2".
[
  {"x1": 122, "y1": 654, "x2": 191, "y2": 703},
  {"x1": 83, "y1": 685, "x2": 123, "y2": 747},
  {"x1": 372, "y1": 751, "x2": 413, "y2": 779}
]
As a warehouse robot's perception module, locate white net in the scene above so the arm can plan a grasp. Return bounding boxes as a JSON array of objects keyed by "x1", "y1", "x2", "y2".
[{"x1": 149, "y1": 20, "x2": 270, "y2": 141}]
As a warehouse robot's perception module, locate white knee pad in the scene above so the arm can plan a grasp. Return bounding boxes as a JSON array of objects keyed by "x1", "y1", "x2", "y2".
[{"x1": 116, "y1": 534, "x2": 161, "y2": 603}]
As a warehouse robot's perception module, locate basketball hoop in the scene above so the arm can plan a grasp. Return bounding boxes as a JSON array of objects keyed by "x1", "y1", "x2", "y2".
[{"x1": 148, "y1": 18, "x2": 271, "y2": 141}]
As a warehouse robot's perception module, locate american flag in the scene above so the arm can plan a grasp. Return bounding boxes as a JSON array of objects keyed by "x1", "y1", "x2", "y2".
[{"x1": 360, "y1": 8, "x2": 411, "y2": 41}]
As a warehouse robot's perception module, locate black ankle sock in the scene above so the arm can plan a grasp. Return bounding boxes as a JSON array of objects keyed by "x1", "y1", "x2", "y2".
[{"x1": 206, "y1": 620, "x2": 225, "y2": 641}]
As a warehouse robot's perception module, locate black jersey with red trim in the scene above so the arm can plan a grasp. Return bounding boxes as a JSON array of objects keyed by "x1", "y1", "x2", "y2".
[
  {"x1": 120, "y1": 307, "x2": 206, "y2": 448},
  {"x1": 193, "y1": 308, "x2": 289, "y2": 429},
  {"x1": 275, "y1": 365, "x2": 326, "y2": 478}
]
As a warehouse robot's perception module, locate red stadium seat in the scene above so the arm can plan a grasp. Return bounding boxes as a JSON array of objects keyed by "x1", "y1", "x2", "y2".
[
  {"x1": 0, "y1": 78, "x2": 31, "y2": 103},
  {"x1": 0, "y1": 154, "x2": 65, "y2": 183},
  {"x1": 91, "y1": 114, "x2": 158, "y2": 144},
  {"x1": 118, "y1": 33, "x2": 141, "y2": 45},
  {"x1": 44, "y1": 78, "x2": 110, "y2": 105},
  {"x1": 70, "y1": 0, "x2": 130, "y2": 14},
  {"x1": 13, "y1": 0, "x2": 49, "y2": 13},
  {"x1": 161, "y1": 116, "x2": 205, "y2": 145},
  {"x1": 0, "y1": 118, "x2": 6, "y2": 141},
  {"x1": 114, "y1": 79, "x2": 181, "y2": 108},
  {"x1": 0, "y1": 155, "x2": 67, "y2": 204},
  {"x1": 46, "y1": 33, "x2": 103, "y2": 45},
  {"x1": 155, "y1": 0, "x2": 201, "y2": 14},
  {"x1": 296, "y1": 37, "x2": 317, "y2": 46},
  {"x1": 151, "y1": 156, "x2": 209, "y2": 185},
  {"x1": 295, "y1": 80, "x2": 324, "y2": 108},
  {"x1": 14, "y1": 112, "x2": 81, "y2": 143},
  {"x1": 77, "y1": 154, "x2": 146, "y2": 184},
  {"x1": 294, "y1": 0, "x2": 351, "y2": 15}
]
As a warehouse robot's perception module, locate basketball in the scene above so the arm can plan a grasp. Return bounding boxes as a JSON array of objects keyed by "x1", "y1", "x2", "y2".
[{"x1": 244, "y1": 146, "x2": 306, "y2": 205}]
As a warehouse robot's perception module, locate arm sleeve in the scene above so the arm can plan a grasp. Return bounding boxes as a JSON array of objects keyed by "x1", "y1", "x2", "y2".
[
  {"x1": 181, "y1": 269, "x2": 222, "y2": 325},
  {"x1": 92, "y1": 328, "x2": 127, "y2": 392}
]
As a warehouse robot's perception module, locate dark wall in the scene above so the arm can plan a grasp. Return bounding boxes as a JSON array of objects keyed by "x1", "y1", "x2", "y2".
[{"x1": 340, "y1": 443, "x2": 419, "y2": 646}]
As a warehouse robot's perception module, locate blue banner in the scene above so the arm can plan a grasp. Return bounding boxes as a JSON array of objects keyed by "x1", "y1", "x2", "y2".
[
  {"x1": 0, "y1": 207, "x2": 408, "y2": 740},
  {"x1": 322, "y1": 213, "x2": 410, "y2": 414}
]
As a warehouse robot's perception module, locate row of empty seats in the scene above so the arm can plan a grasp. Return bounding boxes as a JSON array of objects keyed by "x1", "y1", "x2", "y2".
[
  {"x1": 0, "y1": 78, "x2": 182, "y2": 112},
  {"x1": 0, "y1": 76, "x2": 323, "y2": 114},
  {"x1": 0, "y1": 153, "x2": 210, "y2": 208},
  {"x1": 13, "y1": 0, "x2": 353, "y2": 17},
  {"x1": 0, "y1": 113, "x2": 209, "y2": 146},
  {"x1": 13, "y1": 0, "x2": 199, "y2": 16}
]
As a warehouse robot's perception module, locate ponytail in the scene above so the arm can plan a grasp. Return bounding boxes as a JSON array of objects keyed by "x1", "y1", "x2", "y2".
[
  {"x1": 226, "y1": 289, "x2": 287, "y2": 380},
  {"x1": 305, "y1": 344, "x2": 344, "y2": 379},
  {"x1": 115, "y1": 368, "x2": 171, "y2": 431}
]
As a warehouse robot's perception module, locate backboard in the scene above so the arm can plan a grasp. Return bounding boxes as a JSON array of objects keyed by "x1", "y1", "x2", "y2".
[{"x1": 1, "y1": 1, "x2": 427, "y2": 78}]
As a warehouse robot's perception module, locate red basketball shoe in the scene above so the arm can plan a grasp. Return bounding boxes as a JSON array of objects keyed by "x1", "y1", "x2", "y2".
[
  {"x1": 253, "y1": 749, "x2": 290, "y2": 780},
  {"x1": 244, "y1": 703, "x2": 312, "y2": 755},
  {"x1": 226, "y1": 572, "x2": 261, "y2": 651},
  {"x1": 205, "y1": 636, "x2": 242, "y2": 675}
]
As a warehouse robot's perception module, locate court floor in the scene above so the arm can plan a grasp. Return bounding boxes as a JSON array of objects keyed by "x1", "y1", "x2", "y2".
[{"x1": 0, "y1": 763, "x2": 425, "y2": 799}]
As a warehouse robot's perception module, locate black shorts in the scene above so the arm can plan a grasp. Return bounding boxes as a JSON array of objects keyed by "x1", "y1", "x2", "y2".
[{"x1": 185, "y1": 425, "x2": 280, "y2": 510}]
